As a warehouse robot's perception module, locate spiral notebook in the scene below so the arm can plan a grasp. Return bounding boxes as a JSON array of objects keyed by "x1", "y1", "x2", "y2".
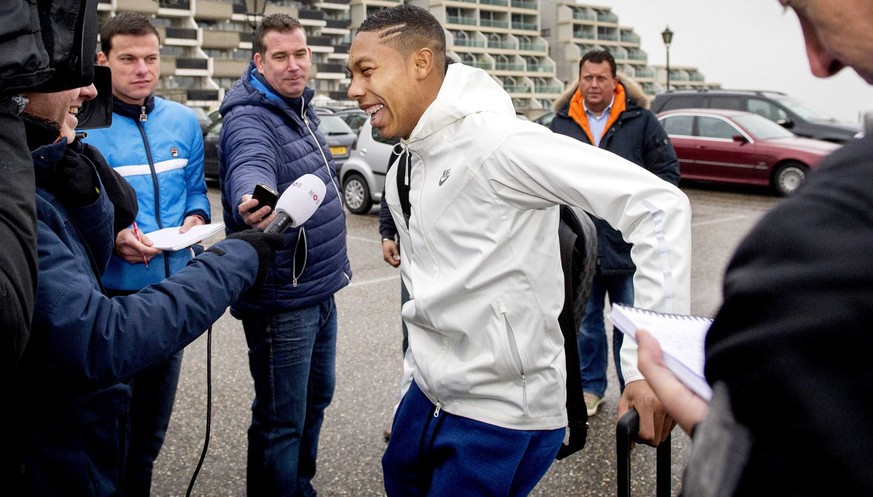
[{"x1": 610, "y1": 303, "x2": 713, "y2": 401}]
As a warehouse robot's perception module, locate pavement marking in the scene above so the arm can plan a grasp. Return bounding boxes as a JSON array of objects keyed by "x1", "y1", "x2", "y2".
[
  {"x1": 348, "y1": 234, "x2": 381, "y2": 244},
  {"x1": 346, "y1": 274, "x2": 400, "y2": 288},
  {"x1": 691, "y1": 214, "x2": 750, "y2": 228}
]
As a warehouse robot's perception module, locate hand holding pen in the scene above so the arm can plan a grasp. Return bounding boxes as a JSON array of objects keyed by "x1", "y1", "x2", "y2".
[
  {"x1": 132, "y1": 222, "x2": 149, "y2": 269},
  {"x1": 115, "y1": 222, "x2": 161, "y2": 268}
]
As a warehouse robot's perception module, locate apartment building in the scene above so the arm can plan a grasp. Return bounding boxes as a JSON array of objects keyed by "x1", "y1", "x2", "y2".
[{"x1": 98, "y1": 0, "x2": 716, "y2": 115}]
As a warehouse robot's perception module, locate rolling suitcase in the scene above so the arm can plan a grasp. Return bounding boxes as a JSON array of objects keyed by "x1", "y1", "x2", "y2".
[{"x1": 616, "y1": 408, "x2": 672, "y2": 497}]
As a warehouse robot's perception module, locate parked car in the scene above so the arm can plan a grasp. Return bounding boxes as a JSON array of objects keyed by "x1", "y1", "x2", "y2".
[
  {"x1": 202, "y1": 112, "x2": 357, "y2": 181},
  {"x1": 334, "y1": 108, "x2": 368, "y2": 134},
  {"x1": 338, "y1": 119, "x2": 397, "y2": 214},
  {"x1": 533, "y1": 111, "x2": 555, "y2": 127},
  {"x1": 651, "y1": 89, "x2": 860, "y2": 143},
  {"x1": 658, "y1": 108, "x2": 840, "y2": 196}
]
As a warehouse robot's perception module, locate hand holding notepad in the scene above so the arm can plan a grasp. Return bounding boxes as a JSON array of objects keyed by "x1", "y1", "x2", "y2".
[{"x1": 610, "y1": 303, "x2": 713, "y2": 401}]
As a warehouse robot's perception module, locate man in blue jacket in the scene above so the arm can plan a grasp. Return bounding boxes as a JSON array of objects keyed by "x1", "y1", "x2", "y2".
[
  {"x1": 549, "y1": 49, "x2": 680, "y2": 417},
  {"x1": 11, "y1": 80, "x2": 282, "y2": 496},
  {"x1": 218, "y1": 13, "x2": 351, "y2": 497},
  {"x1": 84, "y1": 12, "x2": 211, "y2": 496}
]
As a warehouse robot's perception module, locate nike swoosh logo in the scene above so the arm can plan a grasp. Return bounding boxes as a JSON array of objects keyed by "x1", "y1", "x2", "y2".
[{"x1": 439, "y1": 169, "x2": 451, "y2": 186}]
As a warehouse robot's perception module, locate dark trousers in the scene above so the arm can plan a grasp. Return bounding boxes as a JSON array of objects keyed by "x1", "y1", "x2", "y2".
[{"x1": 383, "y1": 381, "x2": 564, "y2": 497}]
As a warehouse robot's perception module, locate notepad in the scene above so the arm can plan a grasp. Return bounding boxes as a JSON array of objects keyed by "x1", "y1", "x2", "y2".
[
  {"x1": 610, "y1": 303, "x2": 713, "y2": 401},
  {"x1": 144, "y1": 223, "x2": 225, "y2": 251}
]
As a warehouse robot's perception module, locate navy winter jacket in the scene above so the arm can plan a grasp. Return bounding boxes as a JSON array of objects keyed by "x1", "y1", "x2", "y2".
[
  {"x1": 550, "y1": 81, "x2": 680, "y2": 274},
  {"x1": 12, "y1": 136, "x2": 262, "y2": 496},
  {"x1": 219, "y1": 62, "x2": 351, "y2": 316}
]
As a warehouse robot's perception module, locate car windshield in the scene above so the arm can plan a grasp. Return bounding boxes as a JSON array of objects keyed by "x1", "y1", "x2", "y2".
[
  {"x1": 732, "y1": 113, "x2": 796, "y2": 140},
  {"x1": 769, "y1": 94, "x2": 834, "y2": 122},
  {"x1": 319, "y1": 115, "x2": 355, "y2": 135}
]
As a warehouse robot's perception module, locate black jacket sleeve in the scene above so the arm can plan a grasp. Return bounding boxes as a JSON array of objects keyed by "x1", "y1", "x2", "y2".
[{"x1": 0, "y1": 101, "x2": 37, "y2": 369}]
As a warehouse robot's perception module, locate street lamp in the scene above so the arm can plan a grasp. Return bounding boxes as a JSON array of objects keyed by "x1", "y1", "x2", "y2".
[
  {"x1": 661, "y1": 26, "x2": 673, "y2": 92},
  {"x1": 245, "y1": 0, "x2": 268, "y2": 56},
  {"x1": 245, "y1": 0, "x2": 268, "y2": 32}
]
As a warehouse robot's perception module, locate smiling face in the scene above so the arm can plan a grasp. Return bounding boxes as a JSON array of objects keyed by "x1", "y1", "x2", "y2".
[
  {"x1": 97, "y1": 33, "x2": 160, "y2": 106},
  {"x1": 24, "y1": 84, "x2": 98, "y2": 142},
  {"x1": 781, "y1": 0, "x2": 873, "y2": 83},
  {"x1": 254, "y1": 29, "x2": 312, "y2": 99},
  {"x1": 347, "y1": 30, "x2": 437, "y2": 140}
]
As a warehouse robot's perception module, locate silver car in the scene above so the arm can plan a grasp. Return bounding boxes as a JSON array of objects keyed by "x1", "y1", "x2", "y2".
[{"x1": 338, "y1": 119, "x2": 397, "y2": 214}]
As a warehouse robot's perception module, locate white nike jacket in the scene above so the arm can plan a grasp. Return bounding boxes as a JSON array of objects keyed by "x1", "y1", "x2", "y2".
[{"x1": 387, "y1": 63, "x2": 691, "y2": 431}]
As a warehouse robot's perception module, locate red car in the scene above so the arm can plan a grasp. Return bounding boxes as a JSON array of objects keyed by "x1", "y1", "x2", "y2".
[{"x1": 658, "y1": 108, "x2": 841, "y2": 196}]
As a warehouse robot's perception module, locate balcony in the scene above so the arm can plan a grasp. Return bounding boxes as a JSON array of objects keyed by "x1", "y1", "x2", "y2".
[
  {"x1": 519, "y1": 42, "x2": 546, "y2": 52},
  {"x1": 489, "y1": 40, "x2": 516, "y2": 50},
  {"x1": 503, "y1": 85, "x2": 531, "y2": 93},
  {"x1": 511, "y1": 1, "x2": 537, "y2": 10},
  {"x1": 528, "y1": 63, "x2": 555, "y2": 73},
  {"x1": 621, "y1": 32, "x2": 641, "y2": 44},
  {"x1": 176, "y1": 58, "x2": 209, "y2": 70},
  {"x1": 512, "y1": 22, "x2": 538, "y2": 32},
  {"x1": 325, "y1": 19, "x2": 350, "y2": 30},
  {"x1": 202, "y1": 30, "x2": 240, "y2": 49},
  {"x1": 535, "y1": 85, "x2": 562, "y2": 93},
  {"x1": 495, "y1": 62, "x2": 525, "y2": 71},
  {"x1": 159, "y1": 0, "x2": 190, "y2": 8},
  {"x1": 299, "y1": 9, "x2": 325, "y2": 21},
  {"x1": 194, "y1": 0, "x2": 233, "y2": 21},
  {"x1": 446, "y1": 16, "x2": 478, "y2": 26},
  {"x1": 316, "y1": 62, "x2": 346, "y2": 74},
  {"x1": 187, "y1": 89, "x2": 220, "y2": 101},
  {"x1": 212, "y1": 58, "x2": 249, "y2": 78},
  {"x1": 308, "y1": 35, "x2": 332, "y2": 47},
  {"x1": 572, "y1": 10, "x2": 596, "y2": 22},
  {"x1": 480, "y1": 0, "x2": 508, "y2": 5},
  {"x1": 596, "y1": 11, "x2": 618, "y2": 23},
  {"x1": 117, "y1": 0, "x2": 159, "y2": 14},
  {"x1": 455, "y1": 38, "x2": 486, "y2": 48},
  {"x1": 165, "y1": 27, "x2": 198, "y2": 40},
  {"x1": 480, "y1": 19, "x2": 510, "y2": 29}
]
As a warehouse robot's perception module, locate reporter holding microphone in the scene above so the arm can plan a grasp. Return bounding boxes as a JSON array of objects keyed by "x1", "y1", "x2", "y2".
[{"x1": 217, "y1": 13, "x2": 351, "y2": 496}]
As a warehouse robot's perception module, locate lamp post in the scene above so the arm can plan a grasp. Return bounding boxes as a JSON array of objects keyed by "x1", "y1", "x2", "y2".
[
  {"x1": 245, "y1": 0, "x2": 268, "y2": 36},
  {"x1": 661, "y1": 26, "x2": 673, "y2": 92}
]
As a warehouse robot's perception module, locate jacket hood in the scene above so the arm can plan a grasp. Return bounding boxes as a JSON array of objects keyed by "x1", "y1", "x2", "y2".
[
  {"x1": 409, "y1": 63, "x2": 516, "y2": 144},
  {"x1": 553, "y1": 72, "x2": 650, "y2": 113},
  {"x1": 220, "y1": 62, "x2": 315, "y2": 120}
]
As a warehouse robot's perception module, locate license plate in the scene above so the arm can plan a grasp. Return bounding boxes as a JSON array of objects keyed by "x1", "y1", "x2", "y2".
[{"x1": 330, "y1": 146, "x2": 348, "y2": 156}]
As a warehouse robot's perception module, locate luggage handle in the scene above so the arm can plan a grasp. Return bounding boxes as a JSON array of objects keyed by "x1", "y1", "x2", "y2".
[{"x1": 616, "y1": 407, "x2": 672, "y2": 497}]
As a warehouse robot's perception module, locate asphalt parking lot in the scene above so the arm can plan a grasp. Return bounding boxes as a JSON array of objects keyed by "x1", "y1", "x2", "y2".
[{"x1": 152, "y1": 182, "x2": 780, "y2": 497}]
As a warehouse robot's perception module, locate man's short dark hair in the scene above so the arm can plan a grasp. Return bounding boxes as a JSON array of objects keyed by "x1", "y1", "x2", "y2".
[
  {"x1": 358, "y1": 5, "x2": 447, "y2": 73},
  {"x1": 579, "y1": 49, "x2": 617, "y2": 77},
  {"x1": 99, "y1": 12, "x2": 160, "y2": 55},
  {"x1": 254, "y1": 14, "x2": 305, "y2": 57}
]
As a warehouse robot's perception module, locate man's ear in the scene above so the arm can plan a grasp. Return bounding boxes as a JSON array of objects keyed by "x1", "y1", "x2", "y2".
[
  {"x1": 413, "y1": 48, "x2": 435, "y2": 80},
  {"x1": 96, "y1": 52, "x2": 108, "y2": 66}
]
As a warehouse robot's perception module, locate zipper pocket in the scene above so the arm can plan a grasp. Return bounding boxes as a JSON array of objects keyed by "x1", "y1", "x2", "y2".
[{"x1": 497, "y1": 299, "x2": 529, "y2": 416}]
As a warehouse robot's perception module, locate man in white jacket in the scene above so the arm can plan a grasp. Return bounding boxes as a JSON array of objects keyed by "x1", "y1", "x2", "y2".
[{"x1": 347, "y1": 5, "x2": 691, "y2": 495}]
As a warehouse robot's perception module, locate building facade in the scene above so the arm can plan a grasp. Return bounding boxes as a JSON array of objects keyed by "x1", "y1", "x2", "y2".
[{"x1": 98, "y1": 0, "x2": 717, "y2": 116}]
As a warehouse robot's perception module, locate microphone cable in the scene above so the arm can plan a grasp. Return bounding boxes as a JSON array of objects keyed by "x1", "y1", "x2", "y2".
[{"x1": 185, "y1": 324, "x2": 213, "y2": 496}]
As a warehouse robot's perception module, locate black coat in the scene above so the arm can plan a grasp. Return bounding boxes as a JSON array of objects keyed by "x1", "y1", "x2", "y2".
[{"x1": 549, "y1": 86, "x2": 679, "y2": 274}]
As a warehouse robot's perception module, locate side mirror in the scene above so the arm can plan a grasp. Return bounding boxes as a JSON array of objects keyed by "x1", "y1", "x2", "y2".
[
  {"x1": 777, "y1": 118, "x2": 795, "y2": 129},
  {"x1": 732, "y1": 134, "x2": 749, "y2": 144}
]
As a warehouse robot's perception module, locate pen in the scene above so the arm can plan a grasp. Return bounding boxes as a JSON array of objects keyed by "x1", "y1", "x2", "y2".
[{"x1": 132, "y1": 221, "x2": 149, "y2": 269}]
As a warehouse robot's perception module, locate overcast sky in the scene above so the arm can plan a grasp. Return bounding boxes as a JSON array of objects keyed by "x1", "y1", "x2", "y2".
[{"x1": 602, "y1": 0, "x2": 873, "y2": 123}]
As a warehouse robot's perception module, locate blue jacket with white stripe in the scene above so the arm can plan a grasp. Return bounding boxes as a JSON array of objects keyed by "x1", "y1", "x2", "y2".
[{"x1": 85, "y1": 95, "x2": 211, "y2": 290}]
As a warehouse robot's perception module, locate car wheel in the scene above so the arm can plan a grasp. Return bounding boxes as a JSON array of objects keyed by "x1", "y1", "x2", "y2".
[
  {"x1": 772, "y1": 161, "x2": 808, "y2": 196},
  {"x1": 343, "y1": 173, "x2": 373, "y2": 215}
]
